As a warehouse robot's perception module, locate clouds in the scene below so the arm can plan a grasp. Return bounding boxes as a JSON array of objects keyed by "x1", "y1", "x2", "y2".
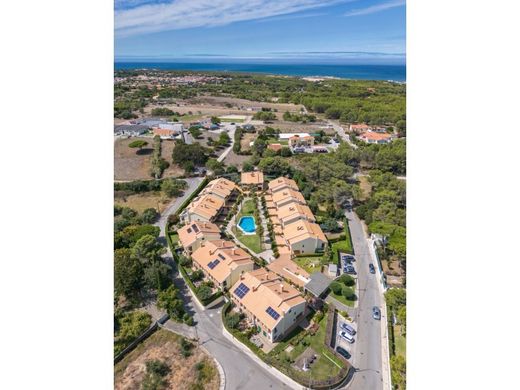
[
  {"x1": 115, "y1": 0, "x2": 348, "y2": 37},
  {"x1": 344, "y1": 0, "x2": 405, "y2": 17}
]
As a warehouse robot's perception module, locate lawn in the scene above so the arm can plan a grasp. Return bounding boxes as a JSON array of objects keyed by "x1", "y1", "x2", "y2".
[
  {"x1": 270, "y1": 316, "x2": 344, "y2": 381},
  {"x1": 331, "y1": 223, "x2": 354, "y2": 262},
  {"x1": 394, "y1": 325, "x2": 406, "y2": 358},
  {"x1": 329, "y1": 290, "x2": 356, "y2": 307},
  {"x1": 267, "y1": 137, "x2": 288, "y2": 145},
  {"x1": 294, "y1": 256, "x2": 324, "y2": 274},
  {"x1": 169, "y1": 233, "x2": 179, "y2": 247}
]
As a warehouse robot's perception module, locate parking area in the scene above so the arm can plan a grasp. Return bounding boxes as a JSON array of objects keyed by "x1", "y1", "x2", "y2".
[
  {"x1": 339, "y1": 252, "x2": 357, "y2": 276},
  {"x1": 334, "y1": 312, "x2": 357, "y2": 362}
]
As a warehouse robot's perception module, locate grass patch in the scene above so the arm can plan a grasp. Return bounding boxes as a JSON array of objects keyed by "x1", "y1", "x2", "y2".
[
  {"x1": 331, "y1": 222, "x2": 354, "y2": 262},
  {"x1": 114, "y1": 191, "x2": 168, "y2": 214},
  {"x1": 266, "y1": 138, "x2": 288, "y2": 145},
  {"x1": 394, "y1": 325, "x2": 406, "y2": 358},
  {"x1": 329, "y1": 290, "x2": 356, "y2": 307},
  {"x1": 270, "y1": 317, "x2": 343, "y2": 381},
  {"x1": 169, "y1": 233, "x2": 179, "y2": 247},
  {"x1": 293, "y1": 256, "x2": 324, "y2": 273}
]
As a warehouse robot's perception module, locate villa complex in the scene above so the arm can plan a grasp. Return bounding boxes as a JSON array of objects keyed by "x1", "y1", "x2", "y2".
[
  {"x1": 240, "y1": 171, "x2": 265, "y2": 190},
  {"x1": 230, "y1": 269, "x2": 307, "y2": 342}
]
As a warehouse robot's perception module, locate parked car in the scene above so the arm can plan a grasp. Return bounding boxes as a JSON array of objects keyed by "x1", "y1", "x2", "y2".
[
  {"x1": 340, "y1": 322, "x2": 356, "y2": 336},
  {"x1": 336, "y1": 346, "x2": 351, "y2": 359},
  {"x1": 344, "y1": 265, "x2": 356, "y2": 275},
  {"x1": 372, "y1": 306, "x2": 381, "y2": 320},
  {"x1": 369, "y1": 264, "x2": 376, "y2": 274},
  {"x1": 340, "y1": 331, "x2": 355, "y2": 343}
]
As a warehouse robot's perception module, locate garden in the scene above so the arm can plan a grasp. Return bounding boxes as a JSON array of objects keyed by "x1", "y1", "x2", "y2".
[
  {"x1": 222, "y1": 303, "x2": 351, "y2": 388},
  {"x1": 232, "y1": 198, "x2": 263, "y2": 253},
  {"x1": 328, "y1": 274, "x2": 357, "y2": 307}
]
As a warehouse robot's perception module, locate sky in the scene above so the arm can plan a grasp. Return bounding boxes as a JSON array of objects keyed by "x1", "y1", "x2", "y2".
[{"x1": 115, "y1": 0, "x2": 406, "y2": 64}]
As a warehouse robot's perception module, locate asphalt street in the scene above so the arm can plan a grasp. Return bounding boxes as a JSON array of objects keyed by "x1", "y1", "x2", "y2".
[{"x1": 340, "y1": 210, "x2": 384, "y2": 390}]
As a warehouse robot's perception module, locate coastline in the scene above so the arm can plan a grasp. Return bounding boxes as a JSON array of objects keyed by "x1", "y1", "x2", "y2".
[{"x1": 114, "y1": 62, "x2": 406, "y2": 82}]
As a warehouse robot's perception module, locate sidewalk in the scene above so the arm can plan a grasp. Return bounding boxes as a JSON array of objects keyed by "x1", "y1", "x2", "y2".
[{"x1": 366, "y1": 238, "x2": 392, "y2": 390}]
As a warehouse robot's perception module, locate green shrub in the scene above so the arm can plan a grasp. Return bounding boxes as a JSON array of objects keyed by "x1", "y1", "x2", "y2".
[
  {"x1": 197, "y1": 285, "x2": 212, "y2": 300},
  {"x1": 330, "y1": 281, "x2": 342, "y2": 295},
  {"x1": 338, "y1": 274, "x2": 355, "y2": 287},
  {"x1": 341, "y1": 286, "x2": 356, "y2": 300}
]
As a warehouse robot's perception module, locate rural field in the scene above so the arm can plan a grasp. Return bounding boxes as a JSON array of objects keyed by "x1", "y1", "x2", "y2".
[
  {"x1": 114, "y1": 137, "x2": 183, "y2": 181},
  {"x1": 114, "y1": 192, "x2": 171, "y2": 214},
  {"x1": 115, "y1": 329, "x2": 220, "y2": 390}
]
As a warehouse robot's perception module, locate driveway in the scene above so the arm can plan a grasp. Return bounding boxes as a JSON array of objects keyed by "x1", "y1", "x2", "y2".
[{"x1": 340, "y1": 210, "x2": 387, "y2": 390}]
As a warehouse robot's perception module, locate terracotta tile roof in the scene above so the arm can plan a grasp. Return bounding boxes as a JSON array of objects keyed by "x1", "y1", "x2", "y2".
[
  {"x1": 231, "y1": 269, "x2": 306, "y2": 330},
  {"x1": 276, "y1": 202, "x2": 315, "y2": 224},
  {"x1": 267, "y1": 143, "x2": 282, "y2": 152},
  {"x1": 283, "y1": 219, "x2": 327, "y2": 245},
  {"x1": 152, "y1": 128, "x2": 176, "y2": 137},
  {"x1": 359, "y1": 131, "x2": 393, "y2": 141},
  {"x1": 267, "y1": 257, "x2": 310, "y2": 288},
  {"x1": 187, "y1": 193, "x2": 225, "y2": 219},
  {"x1": 272, "y1": 188, "x2": 306, "y2": 207},
  {"x1": 177, "y1": 221, "x2": 220, "y2": 248},
  {"x1": 350, "y1": 123, "x2": 371, "y2": 130},
  {"x1": 204, "y1": 177, "x2": 239, "y2": 198},
  {"x1": 268, "y1": 177, "x2": 299, "y2": 193},
  {"x1": 191, "y1": 240, "x2": 254, "y2": 284},
  {"x1": 241, "y1": 171, "x2": 264, "y2": 185}
]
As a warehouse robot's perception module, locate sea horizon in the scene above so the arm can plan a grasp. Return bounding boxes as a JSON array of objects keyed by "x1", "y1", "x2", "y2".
[{"x1": 114, "y1": 61, "x2": 406, "y2": 82}]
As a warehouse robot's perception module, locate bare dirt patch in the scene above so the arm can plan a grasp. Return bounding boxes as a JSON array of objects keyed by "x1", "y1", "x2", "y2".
[
  {"x1": 114, "y1": 192, "x2": 172, "y2": 214},
  {"x1": 115, "y1": 329, "x2": 219, "y2": 390},
  {"x1": 358, "y1": 175, "x2": 372, "y2": 200},
  {"x1": 115, "y1": 137, "x2": 184, "y2": 181},
  {"x1": 240, "y1": 132, "x2": 256, "y2": 151}
]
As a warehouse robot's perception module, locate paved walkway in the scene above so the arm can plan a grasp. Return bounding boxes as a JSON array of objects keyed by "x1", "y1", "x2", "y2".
[{"x1": 329, "y1": 120, "x2": 358, "y2": 149}]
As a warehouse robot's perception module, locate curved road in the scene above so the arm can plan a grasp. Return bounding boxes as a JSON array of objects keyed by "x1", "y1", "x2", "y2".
[{"x1": 155, "y1": 175, "x2": 289, "y2": 390}]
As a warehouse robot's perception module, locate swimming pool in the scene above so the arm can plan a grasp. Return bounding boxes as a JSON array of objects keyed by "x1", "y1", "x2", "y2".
[{"x1": 238, "y1": 216, "x2": 256, "y2": 234}]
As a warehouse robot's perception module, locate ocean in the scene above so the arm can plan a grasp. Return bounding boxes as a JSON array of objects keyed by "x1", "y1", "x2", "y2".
[{"x1": 114, "y1": 62, "x2": 406, "y2": 82}]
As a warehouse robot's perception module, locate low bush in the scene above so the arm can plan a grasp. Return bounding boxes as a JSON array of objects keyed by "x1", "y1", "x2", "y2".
[{"x1": 341, "y1": 286, "x2": 356, "y2": 300}]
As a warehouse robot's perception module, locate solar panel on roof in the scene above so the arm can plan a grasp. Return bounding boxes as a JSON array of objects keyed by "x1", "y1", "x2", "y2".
[
  {"x1": 218, "y1": 253, "x2": 226, "y2": 260},
  {"x1": 208, "y1": 259, "x2": 220, "y2": 270},
  {"x1": 266, "y1": 306, "x2": 280, "y2": 320},
  {"x1": 192, "y1": 224, "x2": 199, "y2": 233},
  {"x1": 233, "y1": 283, "x2": 250, "y2": 299}
]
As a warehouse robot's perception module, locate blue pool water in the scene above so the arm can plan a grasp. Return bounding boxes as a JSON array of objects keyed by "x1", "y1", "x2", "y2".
[{"x1": 238, "y1": 216, "x2": 256, "y2": 233}]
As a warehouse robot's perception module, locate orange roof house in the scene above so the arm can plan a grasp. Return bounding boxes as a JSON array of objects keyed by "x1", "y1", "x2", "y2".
[
  {"x1": 177, "y1": 221, "x2": 221, "y2": 254},
  {"x1": 272, "y1": 188, "x2": 306, "y2": 208},
  {"x1": 183, "y1": 193, "x2": 225, "y2": 223},
  {"x1": 152, "y1": 128, "x2": 177, "y2": 138},
  {"x1": 349, "y1": 123, "x2": 372, "y2": 133},
  {"x1": 191, "y1": 240, "x2": 254, "y2": 289},
  {"x1": 267, "y1": 256, "x2": 311, "y2": 288},
  {"x1": 203, "y1": 177, "x2": 239, "y2": 200},
  {"x1": 268, "y1": 177, "x2": 299, "y2": 193},
  {"x1": 358, "y1": 131, "x2": 394, "y2": 144},
  {"x1": 240, "y1": 171, "x2": 265, "y2": 189},
  {"x1": 230, "y1": 269, "x2": 307, "y2": 342},
  {"x1": 275, "y1": 202, "x2": 316, "y2": 227},
  {"x1": 282, "y1": 219, "x2": 327, "y2": 255},
  {"x1": 288, "y1": 135, "x2": 314, "y2": 148},
  {"x1": 267, "y1": 143, "x2": 282, "y2": 152}
]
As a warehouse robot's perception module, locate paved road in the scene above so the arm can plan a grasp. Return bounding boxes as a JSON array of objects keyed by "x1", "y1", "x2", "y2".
[
  {"x1": 154, "y1": 177, "x2": 204, "y2": 237},
  {"x1": 328, "y1": 121, "x2": 358, "y2": 150},
  {"x1": 341, "y1": 210, "x2": 385, "y2": 390},
  {"x1": 217, "y1": 125, "x2": 237, "y2": 163}
]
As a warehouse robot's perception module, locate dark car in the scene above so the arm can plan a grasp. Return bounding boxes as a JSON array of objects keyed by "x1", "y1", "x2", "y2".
[
  {"x1": 372, "y1": 306, "x2": 381, "y2": 320},
  {"x1": 369, "y1": 264, "x2": 376, "y2": 274},
  {"x1": 336, "y1": 346, "x2": 351, "y2": 359},
  {"x1": 344, "y1": 265, "x2": 356, "y2": 275}
]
